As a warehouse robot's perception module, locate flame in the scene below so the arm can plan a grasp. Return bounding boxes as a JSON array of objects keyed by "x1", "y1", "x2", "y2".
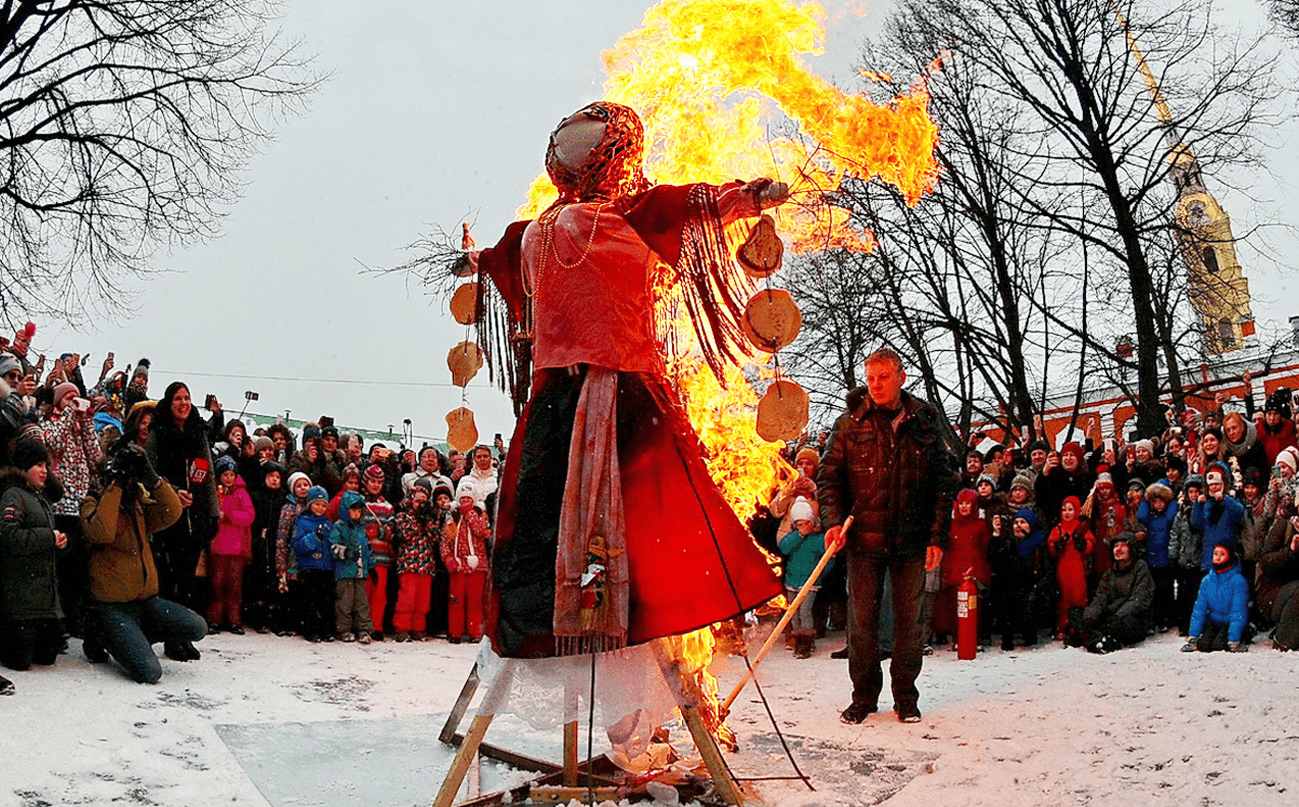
[{"x1": 519, "y1": 0, "x2": 940, "y2": 255}]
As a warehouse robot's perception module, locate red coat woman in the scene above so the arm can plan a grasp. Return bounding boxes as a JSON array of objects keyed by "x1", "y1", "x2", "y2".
[{"x1": 1048, "y1": 495, "x2": 1094, "y2": 638}]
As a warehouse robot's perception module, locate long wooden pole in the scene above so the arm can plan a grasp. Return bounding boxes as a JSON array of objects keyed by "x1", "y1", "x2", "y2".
[{"x1": 719, "y1": 516, "x2": 850, "y2": 718}]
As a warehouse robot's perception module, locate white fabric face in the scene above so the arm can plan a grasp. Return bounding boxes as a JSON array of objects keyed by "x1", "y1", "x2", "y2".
[{"x1": 552, "y1": 118, "x2": 606, "y2": 171}]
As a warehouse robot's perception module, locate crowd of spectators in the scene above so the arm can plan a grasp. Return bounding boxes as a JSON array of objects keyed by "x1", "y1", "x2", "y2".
[
  {"x1": 766, "y1": 374, "x2": 1299, "y2": 659},
  {"x1": 0, "y1": 324, "x2": 504, "y2": 693}
]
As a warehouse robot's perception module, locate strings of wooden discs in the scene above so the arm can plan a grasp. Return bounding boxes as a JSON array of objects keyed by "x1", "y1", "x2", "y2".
[
  {"x1": 445, "y1": 224, "x2": 481, "y2": 454},
  {"x1": 737, "y1": 215, "x2": 809, "y2": 443}
]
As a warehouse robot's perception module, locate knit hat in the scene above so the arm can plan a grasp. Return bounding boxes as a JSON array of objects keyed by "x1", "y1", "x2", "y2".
[
  {"x1": 1134, "y1": 439, "x2": 1154, "y2": 456},
  {"x1": 1184, "y1": 473, "x2": 1206, "y2": 493},
  {"x1": 1206, "y1": 467, "x2": 1226, "y2": 486},
  {"x1": 1265, "y1": 389, "x2": 1291, "y2": 415},
  {"x1": 342, "y1": 463, "x2": 361, "y2": 481},
  {"x1": 53, "y1": 381, "x2": 78, "y2": 407},
  {"x1": 789, "y1": 496, "x2": 815, "y2": 524},
  {"x1": 976, "y1": 472, "x2": 997, "y2": 489},
  {"x1": 1278, "y1": 447, "x2": 1299, "y2": 474},
  {"x1": 1127, "y1": 478, "x2": 1146, "y2": 494},
  {"x1": 0, "y1": 354, "x2": 20, "y2": 378},
  {"x1": 1202, "y1": 426, "x2": 1224, "y2": 442},
  {"x1": 1011, "y1": 472, "x2": 1034, "y2": 492},
  {"x1": 287, "y1": 471, "x2": 311, "y2": 492},
  {"x1": 794, "y1": 446, "x2": 819, "y2": 467},
  {"x1": 321, "y1": 425, "x2": 339, "y2": 440},
  {"x1": 11, "y1": 437, "x2": 47, "y2": 470},
  {"x1": 456, "y1": 477, "x2": 477, "y2": 502},
  {"x1": 1095, "y1": 472, "x2": 1114, "y2": 489},
  {"x1": 1109, "y1": 531, "x2": 1136, "y2": 548},
  {"x1": 253, "y1": 435, "x2": 274, "y2": 452},
  {"x1": 364, "y1": 463, "x2": 385, "y2": 482},
  {"x1": 1027, "y1": 439, "x2": 1050, "y2": 454},
  {"x1": 305, "y1": 485, "x2": 328, "y2": 505},
  {"x1": 131, "y1": 359, "x2": 150, "y2": 380},
  {"x1": 1061, "y1": 442, "x2": 1084, "y2": 463},
  {"x1": 262, "y1": 460, "x2": 286, "y2": 479},
  {"x1": 412, "y1": 477, "x2": 434, "y2": 495},
  {"x1": 214, "y1": 456, "x2": 238, "y2": 477},
  {"x1": 433, "y1": 480, "x2": 454, "y2": 500}
]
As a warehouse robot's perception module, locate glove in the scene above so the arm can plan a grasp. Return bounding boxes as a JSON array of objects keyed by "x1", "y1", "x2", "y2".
[
  {"x1": 1072, "y1": 533, "x2": 1087, "y2": 553},
  {"x1": 1053, "y1": 536, "x2": 1068, "y2": 553},
  {"x1": 331, "y1": 543, "x2": 347, "y2": 559},
  {"x1": 117, "y1": 443, "x2": 160, "y2": 488},
  {"x1": 1180, "y1": 640, "x2": 1197, "y2": 652},
  {"x1": 1227, "y1": 642, "x2": 1246, "y2": 653}
]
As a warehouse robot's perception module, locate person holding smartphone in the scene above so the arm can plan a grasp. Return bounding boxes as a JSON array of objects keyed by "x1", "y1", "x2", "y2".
[{"x1": 144, "y1": 382, "x2": 220, "y2": 661}]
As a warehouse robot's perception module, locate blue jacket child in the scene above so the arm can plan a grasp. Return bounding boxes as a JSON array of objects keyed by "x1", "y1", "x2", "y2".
[
  {"x1": 291, "y1": 487, "x2": 335, "y2": 573},
  {"x1": 1136, "y1": 482, "x2": 1178, "y2": 569},
  {"x1": 1188, "y1": 546, "x2": 1250, "y2": 646},
  {"x1": 330, "y1": 490, "x2": 373, "y2": 580},
  {"x1": 1189, "y1": 465, "x2": 1246, "y2": 571},
  {"x1": 779, "y1": 523, "x2": 832, "y2": 590}
]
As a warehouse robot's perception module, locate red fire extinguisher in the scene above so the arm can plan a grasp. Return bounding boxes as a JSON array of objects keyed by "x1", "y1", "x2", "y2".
[{"x1": 956, "y1": 569, "x2": 978, "y2": 660}]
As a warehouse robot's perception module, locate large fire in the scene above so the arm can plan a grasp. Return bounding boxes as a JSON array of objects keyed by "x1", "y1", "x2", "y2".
[{"x1": 506, "y1": 0, "x2": 940, "y2": 756}]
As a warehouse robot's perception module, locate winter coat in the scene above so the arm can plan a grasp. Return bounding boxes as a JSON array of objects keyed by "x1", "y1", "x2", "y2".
[
  {"x1": 1188, "y1": 561, "x2": 1250, "y2": 643},
  {"x1": 211, "y1": 476, "x2": 256, "y2": 558},
  {"x1": 41, "y1": 404, "x2": 103, "y2": 517},
  {"x1": 817, "y1": 390, "x2": 959, "y2": 560},
  {"x1": 1190, "y1": 495, "x2": 1246, "y2": 570},
  {"x1": 0, "y1": 384, "x2": 31, "y2": 467},
  {"x1": 146, "y1": 409, "x2": 220, "y2": 531},
  {"x1": 1049, "y1": 519, "x2": 1094, "y2": 609},
  {"x1": 1169, "y1": 499, "x2": 1204, "y2": 571},
  {"x1": 394, "y1": 499, "x2": 444, "y2": 576},
  {"x1": 275, "y1": 495, "x2": 308, "y2": 577},
  {"x1": 291, "y1": 510, "x2": 335, "y2": 573},
  {"x1": 943, "y1": 499, "x2": 992, "y2": 587},
  {"x1": 1035, "y1": 467, "x2": 1094, "y2": 531},
  {"x1": 1225, "y1": 420, "x2": 1268, "y2": 474},
  {"x1": 778, "y1": 527, "x2": 831, "y2": 590},
  {"x1": 1258, "y1": 418, "x2": 1297, "y2": 468},
  {"x1": 330, "y1": 494, "x2": 373, "y2": 580},
  {"x1": 991, "y1": 508, "x2": 1045, "y2": 593},
  {"x1": 1084, "y1": 557, "x2": 1154, "y2": 624},
  {"x1": 1136, "y1": 499, "x2": 1178, "y2": 569},
  {"x1": 442, "y1": 503, "x2": 490, "y2": 574},
  {"x1": 0, "y1": 471, "x2": 65, "y2": 621},
  {"x1": 359, "y1": 494, "x2": 395, "y2": 565},
  {"x1": 80, "y1": 480, "x2": 183, "y2": 603},
  {"x1": 1256, "y1": 519, "x2": 1299, "y2": 620}
]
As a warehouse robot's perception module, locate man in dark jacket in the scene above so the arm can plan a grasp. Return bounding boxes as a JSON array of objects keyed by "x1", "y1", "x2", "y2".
[
  {"x1": 1074, "y1": 533, "x2": 1154, "y2": 653},
  {"x1": 818, "y1": 349, "x2": 958, "y2": 724}
]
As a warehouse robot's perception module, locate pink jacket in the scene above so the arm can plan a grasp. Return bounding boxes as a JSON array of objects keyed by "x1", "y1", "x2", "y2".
[{"x1": 211, "y1": 476, "x2": 256, "y2": 558}]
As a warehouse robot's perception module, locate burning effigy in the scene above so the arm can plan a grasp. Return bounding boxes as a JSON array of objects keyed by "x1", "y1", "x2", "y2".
[{"x1": 426, "y1": 1, "x2": 942, "y2": 803}]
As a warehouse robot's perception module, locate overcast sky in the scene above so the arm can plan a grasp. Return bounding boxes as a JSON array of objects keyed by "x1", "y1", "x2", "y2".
[{"x1": 34, "y1": 0, "x2": 1297, "y2": 447}]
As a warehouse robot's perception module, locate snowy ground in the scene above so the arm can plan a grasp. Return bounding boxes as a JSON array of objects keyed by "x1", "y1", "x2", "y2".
[{"x1": 2, "y1": 627, "x2": 1297, "y2": 807}]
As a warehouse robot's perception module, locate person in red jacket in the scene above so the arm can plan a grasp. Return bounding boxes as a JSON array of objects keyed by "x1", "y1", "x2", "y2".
[
  {"x1": 207, "y1": 456, "x2": 255, "y2": 633},
  {"x1": 934, "y1": 489, "x2": 991, "y2": 646},
  {"x1": 1049, "y1": 496, "x2": 1095, "y2": 641},
  {"x1": 443, "y1": 479, "x2": 490, "y2": 643}
]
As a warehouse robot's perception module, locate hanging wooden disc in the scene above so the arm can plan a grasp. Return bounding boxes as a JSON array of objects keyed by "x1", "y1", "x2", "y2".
[
  {"x1": 447, "y1": 341, "x2": 483, "y2": 387},
  {"x1": 450, "y1": 282, "x2": 479, "y2": 324},
  {"x1": 742, "y1": 289, "x2": 801, "y2": 353},
  {"x1": 446, "y1": 407, "x2": 478, "y2": 454},
  {"x1": 756, "y1": 379, "x2": 809, "y2": 443},
  {"x1": 737, "y1": 214, "x2": 783, "y2": 278}
]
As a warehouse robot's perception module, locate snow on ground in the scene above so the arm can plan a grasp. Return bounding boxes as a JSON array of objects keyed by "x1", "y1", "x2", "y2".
[{"x1": 1, "y1": 628, "x2": 1297, "y2": 807}]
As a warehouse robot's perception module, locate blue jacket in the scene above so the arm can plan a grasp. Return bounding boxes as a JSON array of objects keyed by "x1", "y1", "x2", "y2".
[
  {"x1": 330, "y1": 492, "x2": 373, "y2": 580},
  {"x1": 778, "y1": 527, "x2": 832, "y2": 590},
  {"x1": 1189, "y1": 496, "x2": 1245, "y2": 571},
  {"x1": 291, "y1": 510, "x2": 335, "y2": 573},
  {"x1": 1188, "y1": 562, "x2": 1250, "y2": 643},
  {"x1": 1136, "y1": 499, "x2": 1177, "y2": 569}
]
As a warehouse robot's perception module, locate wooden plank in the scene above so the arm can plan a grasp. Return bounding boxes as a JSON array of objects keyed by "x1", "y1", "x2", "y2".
[
  {"x1": 433, "y1": 714, "x2": 492, "y2": 807},
  {"x1": 438, "y1": 663, "x2": 481, "y2": 745}
]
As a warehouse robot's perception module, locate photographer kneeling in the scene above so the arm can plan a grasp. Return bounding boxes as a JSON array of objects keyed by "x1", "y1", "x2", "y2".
[{"x1": 79, "y1": 438, "x2": 208, "y2": 683}]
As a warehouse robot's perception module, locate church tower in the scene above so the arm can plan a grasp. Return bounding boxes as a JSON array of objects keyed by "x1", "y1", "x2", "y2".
[{"x1": 1119, "y1": 11, "x2": 1254, "y2": 354}]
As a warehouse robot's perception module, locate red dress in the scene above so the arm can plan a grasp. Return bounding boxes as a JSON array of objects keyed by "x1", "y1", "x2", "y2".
[{"x1": 473, "y1": 182, "x2": 782, "y2": 658}]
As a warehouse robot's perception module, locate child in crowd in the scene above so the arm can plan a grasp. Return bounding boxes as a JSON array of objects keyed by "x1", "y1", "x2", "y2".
[
  {"x1": 246, "y1": 461, "x2": 286, "y2": 632},
  {"x1": 1189, "y1": 464, "x2": 1246, "y2": 571},
  {"x1": 443, "y1": 478, "x2": 489, "y2": 643},
  {"x1": 0, "y1": 438, "x2": 69, "y2": 671},
  {"x1": 359, "y1": 464, "x2": 395, "y2": 640},
  {"x1": 1170, "y1": 474, "x2": 1206, "y2": 635},
  {"x1": 1182, "y1": 544, "x2": 1249, "y2": 652},
  {"x1": 935, "y1": 489, "x2": 991, "y2": 647},
  {"x1": 1048, "y1": 496, "x2": 1093, "y2": 642},
  {"x1": 290, "y1": 486, "x2": 335, "y2": 643},
  {"x1": 275, "y1": 471, "x2": 313, "y2": 636},
  {"x1": 778, "y1": 497, "x2": 831, "y2": 658},
  {"x1": 1136, "y1": 481, "x2": 1178, "y2": 631},
  {"x1": 392, "y1": 477, "x2": 444, "y2": 642},
  {"x1": 991, "y1": 508, "x2": 1046, "y2": 649},
  {"x1": 331, "y1": 491, "x2": 373, "y2": 644},
  {"x1": 207, "y1": 456, "x2": 255, "y2": 634}
]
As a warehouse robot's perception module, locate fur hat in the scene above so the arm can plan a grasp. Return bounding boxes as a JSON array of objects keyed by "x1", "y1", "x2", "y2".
[
  {"x1": 1027, "y1": 439, "x2": 1050, "y2": 454},
  {"x1": 302, "y1": 424, "x2": 321, "y2": 442},
  {"x1": 1108, "y1": 531, "x2": 1136, "y2": 548},
  {"x1": 214, "y1": 456, "x2": 238, "y2": 477},
  {"x1": 1202, "y1": 426, "x2": 1224, "y2": 442},
  {"x1": 789, "y1": 496, "x2": 815, "y2": 524},
  {"x1": 1145, "y1": 482, "x2": 1174, "y2": 503},
  {"x1": 321, "y1": 424, "x2": 339, "y2": 440},
  {"x1": 11, "y1": 436, "x2": 47, "y2": 470},
  {"x1": 1165, "y1": 454, "x2": 1188, "y2": 475}
]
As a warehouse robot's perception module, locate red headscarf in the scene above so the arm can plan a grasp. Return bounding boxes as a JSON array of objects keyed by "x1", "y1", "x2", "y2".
[{"x1": 1060, "y1": 495, "x2": 1082, "y2": 529}]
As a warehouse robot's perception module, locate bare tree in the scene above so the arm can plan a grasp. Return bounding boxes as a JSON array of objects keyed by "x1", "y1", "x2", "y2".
[
  {"x1": 1267, "y1": 0, "x2": 1299, "y2": 38},
  {"x1": 0, "y1": 0, "x2": 318, "y2": 323}
]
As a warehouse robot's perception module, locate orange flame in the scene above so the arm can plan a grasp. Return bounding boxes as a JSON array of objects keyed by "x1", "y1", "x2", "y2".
[{"x1": 519, "y1": 0, "x2": 940, "y2": 256}]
